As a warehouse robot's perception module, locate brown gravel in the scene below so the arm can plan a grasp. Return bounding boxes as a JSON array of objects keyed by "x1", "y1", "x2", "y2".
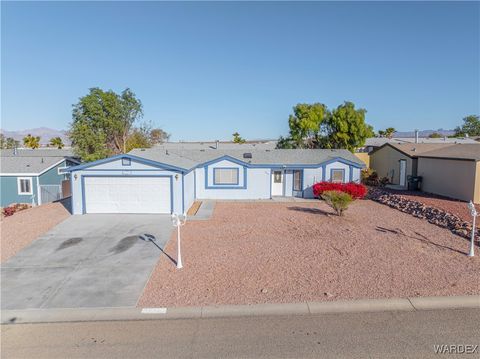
[
  {"x1": 1, "y1": 202, "x2": 71, "y2": 262},
  {"x1": 383, "y1": 189, "x2": 479, "y2": 226},
  {"x1": 139, "y1": 200, "x2": 480, "y2": 308}
]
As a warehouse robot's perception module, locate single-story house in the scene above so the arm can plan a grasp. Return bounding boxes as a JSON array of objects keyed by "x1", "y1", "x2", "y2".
[
  {"x1": 66, "y1": 147, "x2": 365, "y2": 214},
  {"x1": 415, "y1": 145, "x2": 480, "y2": 204},
  {"x1": 369, "y1": 143, "x2": 454, "y2": 187},
  {"x1": 0, "y1": 149, "x2": 80, "y2": 207},
  {"x1": 370, "y1": 143, "x2": 480, "y2": 203}
]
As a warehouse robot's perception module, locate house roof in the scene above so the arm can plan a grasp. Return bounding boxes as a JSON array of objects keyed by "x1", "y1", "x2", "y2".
[
  {"x1": 154, "y1": 141, "x2": 278, "y2": 151},
  {"x1": 128, "y1": 148, "x2": 365, "y2": 169},
  {"x1": 0, "y1": 149, "x2": 79, "y2": 174},
  {"x1": 371, "y1": 142, "x2": 480, "y2": 161},
  {"x1": 0, "y1": 148, "x2": 77, "y2": 157},
  {"x1": 416, "y1": 144, "x2": 480, "y2": 161},
  {"x1": 385, "y1": 143, "x2": 457, "y2": 157},
  {"x1": 363, "y1": 137, "x2": 477, "y2": 148}
]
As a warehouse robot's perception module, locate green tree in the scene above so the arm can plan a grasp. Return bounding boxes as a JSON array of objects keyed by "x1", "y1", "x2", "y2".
[
  {"x1": 23, "y1": 134, "x2": 40, "y2": 149},
  {"x1": 149, "y1": 128, "x2": 170, "y2": 144},
  {"x1": 320, "y1": 102, "x2": 374, "y2": 152},
  {"x1": 428, "y1": 132, "x2": 442, "y2": 138},
  {"x1": 49, "y1": 137, "x2": 64, "y2": 149},
  {"x1": 70, "y1": 88, "x2": 144, "y2": 161},
  {"x1": 454, "y1": 115, "x2": 480, "y2": 137},
  {"x1": 126, "y1": 128, "x2": 151, "y2": 152},
  {"x1": 276, "y1": 101, "x2": 373, "y2": 151},
  {"x1": 232, "y1": 132, "x2": 246, "y2": 144},
  {"x1": 0, "y1": 134, "x2": 19, "y2": 149},
  {"x1": 377, "y1": 127, "x2": 395, "y2": 138},
  {"x1": 384, "y1": 127, "x2": 396, "y2": 139},
  {"x1": 276, "y1": 103, "x2": 327, "y2": 149}
]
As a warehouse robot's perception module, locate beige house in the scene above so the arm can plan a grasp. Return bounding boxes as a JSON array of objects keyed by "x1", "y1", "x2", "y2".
[
  {"x1": 370, "y1": 143, "x2": 480, "y2": 203},
  {"x1": 370, "y1": 143, "x2": 451, "y2": 186},
  {"x1": 416, "y1": 145, "x2": 480, "y2": 204}
]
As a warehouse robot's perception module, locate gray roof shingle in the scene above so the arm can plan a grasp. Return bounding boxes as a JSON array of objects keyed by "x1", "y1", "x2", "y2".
[
  {"x1": 0, "y1": 149, "x2": 78, "y2": 174},
  {"x1": 129, "y1": 148, "x2": 364, "y2": 169}
]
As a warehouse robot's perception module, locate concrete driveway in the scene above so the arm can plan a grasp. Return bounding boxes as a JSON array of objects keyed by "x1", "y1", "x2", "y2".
[{"x1": 1, "y1": 214, "x2": 173, "y2": 310}]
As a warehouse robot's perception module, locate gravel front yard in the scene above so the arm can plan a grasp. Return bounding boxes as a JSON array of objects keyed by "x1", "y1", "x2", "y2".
[
  {"x1": 139, "y1": 200, "x2": 480, "y2": 308},
  {"x1": 383, "y1": 189, "x2": 479, "y2": 226},
  {"x1": 1, "y1": 201, "x2": 71, "y2": 262}
]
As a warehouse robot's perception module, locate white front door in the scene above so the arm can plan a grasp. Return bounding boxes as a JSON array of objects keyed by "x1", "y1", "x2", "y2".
[
  {"x1": 84, "y1": 176, "x2": 171, "y2": 214},
  {"x1": 399, "y1": 160, "x2": 407, "y2": 186},
  {"x1": 271, "y1": 170, "x2": 284, "y2": 196}
]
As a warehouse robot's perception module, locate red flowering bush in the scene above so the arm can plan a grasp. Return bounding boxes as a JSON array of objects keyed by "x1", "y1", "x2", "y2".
[
  {"x1": 2, "y1": 206, "x2": 16, "y2": 217},
  {"x1": 312, "y1": 181, "x2": 367, "y2": 199}
]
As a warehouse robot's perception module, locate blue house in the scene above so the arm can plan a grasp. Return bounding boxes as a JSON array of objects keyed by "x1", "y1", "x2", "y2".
[
  {"x1": 0, "y1": 149, "x2": 80, "y2": 207},
  {"x1": 66, "y1": 146, "x2": 365, "y2": 215}
]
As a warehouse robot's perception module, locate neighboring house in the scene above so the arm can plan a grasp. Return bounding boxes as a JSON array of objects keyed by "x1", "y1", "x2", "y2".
[
  {"x1": 370, "y1": 143, "x2": 480, "y2": 203},
  {"x1": 415, "y1": 145, "x2": 480, "y2": 204},
  {"x1": 370, "y1": 143, "x2": 450, "y2": 186},
  {"x1": 357, "y1": 136, "x2": 477, "y2": 154},
  {"x1": 0, "y1": 149, "x2": 80, "y2": 207},
  {"x1": 66, "y1": 147, "x2": 365, "y2": 214}
]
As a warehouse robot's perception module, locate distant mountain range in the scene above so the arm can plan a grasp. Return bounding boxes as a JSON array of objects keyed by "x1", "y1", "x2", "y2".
[
  {"x1": 0, "y1": 127, "x2": 70, "y2": 145},
  {"x1": 393, "y1": 129, "x2": 456, "y2": 137},
  {"x1": 0, "y1": 127, "x2": 458, "y2": 146}
]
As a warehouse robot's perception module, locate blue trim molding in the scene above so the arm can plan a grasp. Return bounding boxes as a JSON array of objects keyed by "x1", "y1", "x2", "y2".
[
  {"x1": 67, "y1": 154, "x2": 188, "y2": 173},
  {"x1": 329, "y1": 168, "x2": 346, "y2": 183},
  {"x1": 204, "y1": 164, "x2": 247, "y2": 190},
  {"x1": 213, "y1": 167, "x2": 240, "y2": 186}
]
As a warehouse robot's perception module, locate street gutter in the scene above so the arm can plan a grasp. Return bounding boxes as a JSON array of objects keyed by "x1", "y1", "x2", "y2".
[{"x1": 2, "y1": 295, "x2": 479, "y2": 325}]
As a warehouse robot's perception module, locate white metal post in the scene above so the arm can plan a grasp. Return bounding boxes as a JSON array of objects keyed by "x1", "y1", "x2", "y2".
[
  {"x1": 177, "y1": 224, "x2": 183, "y2": 269},
  {"x1": 467, "y1": 201, "x2": 477, "y2": 257},
  {"x1": 171, "y1": 213, "x2": 187, "y2": 269}
]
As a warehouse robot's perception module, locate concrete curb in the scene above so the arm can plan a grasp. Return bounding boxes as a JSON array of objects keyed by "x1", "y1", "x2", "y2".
[{"x1": 2, "y1": 295, "x2": 479, "y2": 325}]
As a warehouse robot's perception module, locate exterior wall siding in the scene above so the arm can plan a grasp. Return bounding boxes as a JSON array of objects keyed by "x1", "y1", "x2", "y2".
[
  {"x1": 370, "y1": 146, "x2": 413, "y2": 185},
  {"x1": 0, "y1": 176, "x2": 39, "y2": 207},
  {"x1": 417, "y1": 158, "x2": 477, "y2": 203},
  {"x1": 354, "y1": 152, "x2": 370, "y2": 168},
  {"x1": 303, "y1": 168, "x2": 323, "y2": 198},
  {"x1": 38, "y1": 160, "x2": 68, "y2": 185},
  {"x1": 183, "y1": 170, "x2": 195, "y2": 213},
  {"x1": 196, "y1": 166, "x2": 271, "y2": 200}
]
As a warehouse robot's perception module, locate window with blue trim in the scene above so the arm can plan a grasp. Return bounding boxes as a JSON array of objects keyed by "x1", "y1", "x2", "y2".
[
  {"x1": 293, "y1": 170, "x2": 302, "y2": 191},
  {"x1": 122, "y1": 158, "x2": 131, "y2": 166},
  {"x1": 213, "y1": 168, "x2": 239, "y2": 185},
  {"x1": 331, "y1": 169, "x2": 344, "y2": 183}
]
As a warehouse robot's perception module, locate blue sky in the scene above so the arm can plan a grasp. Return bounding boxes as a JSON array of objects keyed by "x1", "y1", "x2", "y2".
[{"x1": 2, "y1": 1, "x2": 479, "y2": 141}]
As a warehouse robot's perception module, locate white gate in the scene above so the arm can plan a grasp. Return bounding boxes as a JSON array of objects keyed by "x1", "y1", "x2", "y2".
[{"x1": 40, "y1": 185, "x2": 62, "y2": 204}]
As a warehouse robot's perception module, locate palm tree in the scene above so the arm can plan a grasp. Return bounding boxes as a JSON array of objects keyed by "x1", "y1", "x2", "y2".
[
  {"x1": 385, "y1": 127, "x2": 396, "y2": 139},
  {"x1": 23, "y1": 134, "x2": 40, "y2": 149},
  {"x1": 49, "y1": 137, "x2": 64, "y2": 149}
]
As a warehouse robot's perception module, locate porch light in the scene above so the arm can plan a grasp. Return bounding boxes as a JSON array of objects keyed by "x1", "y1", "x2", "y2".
[{"x1": 171, "y1": 213, "x2": 187, "y2": 269}]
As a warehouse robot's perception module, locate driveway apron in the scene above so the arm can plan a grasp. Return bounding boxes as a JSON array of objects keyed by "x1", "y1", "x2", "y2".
[{"x1": 1, "y1": 214, "x2": 172, "y2": 309}]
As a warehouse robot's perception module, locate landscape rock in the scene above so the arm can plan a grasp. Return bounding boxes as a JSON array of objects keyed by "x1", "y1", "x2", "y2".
[{"x1": 367, "y1": 188, "x2": 480, "y2": 241}]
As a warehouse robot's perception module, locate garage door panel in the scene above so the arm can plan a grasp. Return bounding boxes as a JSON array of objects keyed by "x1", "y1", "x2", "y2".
[{"x1": 84, "y1": 176, "x2": 171, "y2": 214}]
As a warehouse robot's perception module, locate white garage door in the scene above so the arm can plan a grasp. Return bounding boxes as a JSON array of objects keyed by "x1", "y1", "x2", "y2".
[{"x1": 84, "y1": 176, "x2": 171, "y2": 214}]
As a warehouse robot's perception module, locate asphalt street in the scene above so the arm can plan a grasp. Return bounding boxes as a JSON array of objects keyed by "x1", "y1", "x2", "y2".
[{"x1": 2, "y1": 308, "x2": 479, "y2": 358}]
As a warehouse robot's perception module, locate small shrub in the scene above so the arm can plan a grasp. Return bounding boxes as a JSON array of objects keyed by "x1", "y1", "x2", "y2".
[
  {"x1": 312, "y1": 181, "x2": 367, "y2": 199},
  {"x1": 321, "y1": 190, "x2": 353, "y2": 216},
  {"x1": 3, "y1": 206, "x2": 16, "y2": 217}
]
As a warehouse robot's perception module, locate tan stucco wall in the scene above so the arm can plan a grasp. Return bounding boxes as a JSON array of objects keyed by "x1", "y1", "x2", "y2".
[
  {"x1": 417, "y1": 158, "x2": 478, "y2": 203},
  {"x1": 354, "y1": 152, "x2": 370, "y2": 168},
  {"x1": 370, "y1": 146, "x2": 413, "y2": 185},
  {"x1": 474, "y1": 161, "x2": 480, "y2": 204}
]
